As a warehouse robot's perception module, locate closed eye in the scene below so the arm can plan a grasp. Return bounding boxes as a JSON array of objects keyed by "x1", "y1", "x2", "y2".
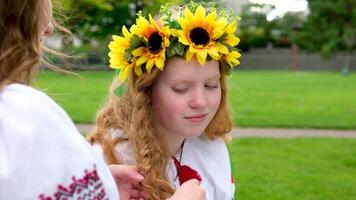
[
  {"x1": 205, "y1": 83, "x2": 219, "y2": 89},
  {"x1": 172, "y1": 87, "x2": 188, "y2": 93}
]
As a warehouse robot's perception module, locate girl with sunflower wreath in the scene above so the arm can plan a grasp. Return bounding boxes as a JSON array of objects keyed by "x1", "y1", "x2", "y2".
[{"x1": 88, "y1": 3, "x2": 241, "y2": 200}]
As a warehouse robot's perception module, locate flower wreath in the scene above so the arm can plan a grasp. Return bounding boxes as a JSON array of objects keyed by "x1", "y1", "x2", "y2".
[{"x1": 108, "y1": 4, "x2": 241, "y2": 81}]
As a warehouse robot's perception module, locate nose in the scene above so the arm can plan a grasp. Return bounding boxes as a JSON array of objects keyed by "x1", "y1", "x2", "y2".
[
  {"x1": 44, "y1": 21, "x2": 54, "y2": 37},
  {"x1": 189, "y1": 89, "x2": 208, "y2": 109}
]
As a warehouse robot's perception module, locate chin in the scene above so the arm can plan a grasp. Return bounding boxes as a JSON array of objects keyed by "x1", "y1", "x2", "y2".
[{"x1": 182, "y1": 127, "x2": 206, "y2": 138}]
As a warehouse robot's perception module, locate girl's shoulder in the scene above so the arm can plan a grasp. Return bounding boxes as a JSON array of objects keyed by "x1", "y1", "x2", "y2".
[
  {"x1": 0, "y1": 83, "x2": 69, "y2": 121},
  {"x1": 185, "y1": 135, "x2": 228, "y2": 158},
  {"x1": 0, "y1": 84, "x2": 119, "y2": 199}
]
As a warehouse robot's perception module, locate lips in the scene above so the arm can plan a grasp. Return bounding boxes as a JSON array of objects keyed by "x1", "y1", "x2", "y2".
[{"x1": 184, "y1": 114, "x2": 208, "y2": 123}]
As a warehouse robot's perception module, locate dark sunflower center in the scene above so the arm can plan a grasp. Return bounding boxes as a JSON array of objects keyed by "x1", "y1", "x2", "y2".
[
  {"x1": 189, "y1": 27, "x2": 210, "y2": 46},
  {"x1": 148, "y1": 32, "x2": 163, "y2": 54}
]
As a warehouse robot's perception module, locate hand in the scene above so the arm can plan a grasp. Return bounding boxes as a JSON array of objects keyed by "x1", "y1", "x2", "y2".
[
  {"x1": 109, "y1": 164, "x2": 149, "y2": 200},
  {"x1": 167, "y1": 179, "x2": 206, "y2": 200}
]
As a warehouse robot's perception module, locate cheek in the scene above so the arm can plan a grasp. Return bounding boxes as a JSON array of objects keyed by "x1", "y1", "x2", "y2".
[
  {"x1": 210, "y1": 89, "x2": 222, "y2": 112},
  {"x1": 153, "y1": 89, "x2": 185, "y2": 123}
]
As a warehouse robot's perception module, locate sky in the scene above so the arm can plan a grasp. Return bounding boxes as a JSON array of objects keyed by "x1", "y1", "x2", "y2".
[{"x1": 249, "y1": 0, "x2": 308, "y2": 20}]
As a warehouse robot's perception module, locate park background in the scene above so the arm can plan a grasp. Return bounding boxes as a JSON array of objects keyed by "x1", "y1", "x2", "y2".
[{"x1": 36, "y1": 0, "x2": 356, "y2": 199}]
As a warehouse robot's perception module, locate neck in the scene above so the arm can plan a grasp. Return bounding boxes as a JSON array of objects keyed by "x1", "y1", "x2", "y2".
[
  {"x1": 166, "y1": 134, "x2": 186, "y2": 156},
  {"x1": 156, "y1": 125, "x2": 185, "y2": 155}
]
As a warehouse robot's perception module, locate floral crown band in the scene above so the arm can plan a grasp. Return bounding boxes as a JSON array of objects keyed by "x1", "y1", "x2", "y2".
[{"x1": 108, "y1": 5, "x2": 241, "y2": 81}]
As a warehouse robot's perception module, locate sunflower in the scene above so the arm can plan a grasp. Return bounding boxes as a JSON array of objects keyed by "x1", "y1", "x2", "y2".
[
  {"x1": 224, "y1": 51, "x2": 241, "y2": 67},
  {"x1": 176, "y1": 5, "x2": 228, "y2": 65},
  {"x1": 131, "y1": 15, "x2": 170, "y2": 73},
  {"x1": 218, "y1": 19, "x2": 241, "y2": 67},
  {"x1": 108, "y1": 25, "x2": 142, "y2": 81}
]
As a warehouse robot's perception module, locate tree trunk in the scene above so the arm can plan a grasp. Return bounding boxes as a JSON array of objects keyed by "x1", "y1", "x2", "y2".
[{"x1": 291, "y1": 43, "x2": 300, "y2": 71}]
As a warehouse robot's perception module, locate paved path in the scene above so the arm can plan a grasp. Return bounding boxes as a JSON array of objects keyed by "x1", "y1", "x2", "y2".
[{"x1": 76, "y1": 124, "x2": 356, "y2": 138}]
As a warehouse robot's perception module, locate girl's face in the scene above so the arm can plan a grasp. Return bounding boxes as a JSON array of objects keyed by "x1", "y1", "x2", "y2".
[
  {"x1": 152, "y1": 57, "x2": 221, "y2": 140},
  {"x1": 38, "y1": 0, "x2": 53, "y2": 42}
]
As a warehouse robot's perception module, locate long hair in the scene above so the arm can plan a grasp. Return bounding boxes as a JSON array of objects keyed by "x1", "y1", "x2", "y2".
[
  {"x1": 88, "y1": 60, "x2": 232, "y2": 199},
  {"x1": 0, "y1": 0, "x2": 44, "y2": 89},
  {"x1": 0, "y1": 0, "x2": 69, "y2": 90}
]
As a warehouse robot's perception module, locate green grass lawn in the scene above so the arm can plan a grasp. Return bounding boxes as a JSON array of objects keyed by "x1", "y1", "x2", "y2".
[
  {"x1": 228, "y1": 138, "x2": 356, "y2": 200},
  {"x1": 228, "y1": 71, "x2": 356, "y2": 129},
  {"x1": 35, "y1": 70, "x2": 356, "y2": 129},
  {"x1": 35, "y1": 71, "x2": 115, "y2": 123}
]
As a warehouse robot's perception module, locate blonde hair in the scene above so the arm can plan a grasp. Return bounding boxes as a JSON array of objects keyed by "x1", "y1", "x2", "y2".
[
  {"x1": 0, "y1": 0, "x2": 70, "y2": 90},
  {"x1": 0, "y1": 0, "x2": 43, "y2": 89},
  {"x1": 88, "y1": 60, "x2": 232, "y2": 199}
]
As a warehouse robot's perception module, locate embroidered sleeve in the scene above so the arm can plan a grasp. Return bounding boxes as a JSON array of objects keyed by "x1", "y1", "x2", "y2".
[{"x1": 38, "y1": 165, "x2": 109, "y2": 200}]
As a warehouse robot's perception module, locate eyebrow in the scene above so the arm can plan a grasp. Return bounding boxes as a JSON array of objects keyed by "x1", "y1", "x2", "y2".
[
  {"x1": 206, "y1": 74, "x2": 221, "y2": 81},
  {"x1": 168, "y1": 74, "x2": 221, "y2": 84}
]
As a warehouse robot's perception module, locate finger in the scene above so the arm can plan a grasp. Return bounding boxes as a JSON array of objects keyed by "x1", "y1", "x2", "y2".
[
  {"x1": 139, "y1": 191, "x2": 149, "y2": 199},
  {"x1": 183, "y1": 178, "x2": 200, "y2": 185},
  {"x1": 129, "y1": 189, "x2": 142, "y2": 198},
  {"x1": 130, "y1": 189, "x2": 149, "y2": 199},
  {"x1": 109, "y1": 164, "x2": 144, "y2": 182}
]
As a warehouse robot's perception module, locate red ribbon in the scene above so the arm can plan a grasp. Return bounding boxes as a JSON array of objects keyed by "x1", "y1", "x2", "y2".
[{"x1": 172, "y1": 156, "x2": 202, "y2": 185}]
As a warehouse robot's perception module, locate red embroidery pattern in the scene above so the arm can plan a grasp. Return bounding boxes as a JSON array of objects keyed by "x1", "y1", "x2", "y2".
[{"x1": 39, "y1": 165, "x2": 108, "y2": 200}]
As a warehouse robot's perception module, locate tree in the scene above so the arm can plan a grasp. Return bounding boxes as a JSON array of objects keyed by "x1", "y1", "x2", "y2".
[
  {"x1": 238, "y1": 3, "x2": 276, "y2": 50},
  {"x1": 58, "y1": 0, "x2": 177, "y2": 39},
  {"x1": 294, "y1": 0, "x2": 356, "y2": 73}
]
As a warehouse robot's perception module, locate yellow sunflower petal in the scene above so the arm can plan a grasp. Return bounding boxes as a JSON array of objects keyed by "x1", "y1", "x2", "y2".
[
  {"x1": 225, "y1": 35, "x2": 240, "y2": 47},
  {"x1": 207, "y1": 47, "x2": 220, "y2": 60},
  {"x1": 136, "y1": 54, "x2": 149, "y2": 66},
  {"x1": 122, "y1": 26, "x2": 131, "y2": 38},
  {"x1": 212, "y1": 28, "x2": 225, "y2": 39},
  {"x1": 225, "y1": 20, "x2": 237, "y2": 34},
  {"x1": 155, "y1": 54, "x2": 165, "y2": 70},
  {"x1": 118, "y1": 65, "x2": 131, "y2": 81},
  {"x1": 112, "y1": 35, "x2": 120, "y2": 40},
  {"x1": 146, "y1": 59, "x2": 155, "y2": 73},
  {"x1": 134, "y1": 65, "x2": 143, "y2": 76},
  {"x1": 206, "y1": 10, "x2": 217, "y2": 22},
  {"x1": 186, "y1": 47, "x2": 195, "y2": 62},
  {"x1": 216, "y1": 17, "x2": 227, "y2": 29},
  {"x1": 164, "y1": 37, "x2": 170, "y2": 47},
  {"x1": 178, "y1": 18, "x2": 188, "y2": 30},
  {"x1": 136, "y1": 16, "x2": 150, "y2": 29},
  {"x1": 130, "y1": 24, "x2": 138, "y2": 35},
  {"x1": 149, "y1": 14, "x2": 160, "y2": 31},
  {"x1": 225, "y1": 51, "x2": 241, "y2": 67},
  {"x1": 231, "y1": 51, "x2": 241, "y2": 59},
  {"x1": 196, "y1": 53, "x2": 206, "y2": 65},
  {"x1": 215, "y1": 43, "x2": 229, "y2": 54},
  {"x1": 197, "y1": 49, "x2": 208, "y2": 61},
  {"x1": 132, "y1": 47, "x2": 146, "y2": 56},
  {"x1": 148, "y1": 14, "x2": 155, "y2": 26},
  {"x1": 195, "y1": 5, "x2": 206, "y2": 21},
  {"x1": 184, "y1": 7, "x2": 194, "y2": 19},
  {"x1": 178, "y1": 35, "x2": 190, "y2": 45}
]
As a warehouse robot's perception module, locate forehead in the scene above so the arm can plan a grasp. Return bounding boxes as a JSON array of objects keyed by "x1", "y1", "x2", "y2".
[{"x1": 159, "y1": 57, "x2": 220, "y2": 82}]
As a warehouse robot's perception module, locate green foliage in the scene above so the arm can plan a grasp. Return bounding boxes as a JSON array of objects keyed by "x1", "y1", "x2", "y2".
[
  {"x1": 238, "y1": 3, "x2": 276, "y2": 49},
  {"x1": 294, "y1": 0, "x2": 356, "y2": 57},
  {"x1": 237, "y1": 3, "x2": 308, "y2": 50},
  {"x1": 167, "y1": 37, "x2": 185, "y2": 57},
  {"x1": 60, "y1": 0, "x2": 176, "y2": 39}
]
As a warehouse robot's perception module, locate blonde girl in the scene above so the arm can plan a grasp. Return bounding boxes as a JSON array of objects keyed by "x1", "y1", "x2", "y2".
[{"x1": 89, "y1": 4, "x2": 240, "y2": 200}]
